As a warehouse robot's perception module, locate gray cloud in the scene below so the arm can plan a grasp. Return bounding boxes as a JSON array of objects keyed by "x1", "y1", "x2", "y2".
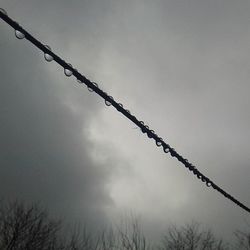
[
  {"x1": 0, "y1": 0, "x2": 250, "y2": 243},
  {"x1": 0, "y1": 26, "x2": 114, "y2": 230}
]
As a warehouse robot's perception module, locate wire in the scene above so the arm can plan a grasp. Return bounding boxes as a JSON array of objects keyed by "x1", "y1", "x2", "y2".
[{"x1": 0, "y1": 9, "x2": 249, "y2": 214}]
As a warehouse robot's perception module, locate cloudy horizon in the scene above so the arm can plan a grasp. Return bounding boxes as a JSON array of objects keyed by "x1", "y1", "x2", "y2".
[{"x1": 0, "y1": 0, "x2": 249, "y2": 243}]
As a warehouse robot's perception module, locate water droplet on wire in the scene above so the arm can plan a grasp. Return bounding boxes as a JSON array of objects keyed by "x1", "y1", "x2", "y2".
[
  {"x1": 64, "y1": 64, "x2": 73, "y2": 77},
  {"x1": 105, "y1": 96, "x2": 114, "y2": 106},
  {"x1": 15, "y1": 30, "x2": 25, "y2": 39},
  {"x1": 206, "y1": 181, "x2": 212, "y2": 187},
  {"x1": 163, "y1": 146, "x2": 170, "y2": 153},
  {"x1": 0, "y1": 8, "x2": 7, "y2": 15},
  {"x1": 156, "y1": 138, "x2": 163, "y2": 147},
  {"x1": 44, "y1": 45, "x2": 53, "y2": 62},
  {"x1": 201, "y1": 176, "x2": 206, "y2": 182},
  {"x1": 88, "y1": 82, "x2": 98, "y2": 92}
]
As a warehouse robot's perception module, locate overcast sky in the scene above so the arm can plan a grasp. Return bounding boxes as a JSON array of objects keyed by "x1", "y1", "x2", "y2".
[{"x1": 0, "y1": 0, "x2": 249, "y2": 242}]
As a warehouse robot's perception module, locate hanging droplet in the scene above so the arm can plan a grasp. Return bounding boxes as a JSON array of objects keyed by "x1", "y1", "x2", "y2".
[
  {"x1": 201, "y1": 176, "x2": 206, "y2": 182},
  {"x1": 156, "y1": 138, "x2": 163, "y2": 147},
  {"x1": 64, "y1": 64, "x2": 73, "y2": 77},
  {"x1": 105, "y1": 100, "x2": 111, "y2": 106},
  {"x1": 170, "y1": 149, "x2": 176, "y2": 156},
  {"x1": 0, "y1": 8, "x2": 7, "y2": 15},
  {"x1": 105, "y1": 96, "x2": 114, "y2": 106},
  {"x1": 15, "y1": 30, "x2": 25, "y2": 39},
  {"x1": 44, "y1": 45, "x2": 53, "y2": 62},
  {"x1": 206, "y1": 181, "x2": 212, "y2": 187},
  {"x1": 197, "y1": 174, "x2": 202, "y2": 179},
  {"x1": 88, "y1": 82, "x2": 98, "y2": 92},
  {"x1": 163, "y1": 146, "x2": 170, "y2": 153},
  {"x1": 126, "y1": 109, "x2": 131, "y2": 114}
]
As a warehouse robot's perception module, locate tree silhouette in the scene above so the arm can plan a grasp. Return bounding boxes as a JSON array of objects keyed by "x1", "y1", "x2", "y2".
[
  {"x1": 0, "y1": 200, "x2": 234, "y2": 250},
  {"x1": 234, "y1": 226, "x2": 250, "y2": 250},
  {"x1": 0, "y1": 200, "x2": 96, "y2": 250},
  {"x1": 159, "y1": 222, "x2": 228, "y2": 250},
  {"x1": 0, "y1": 200, "x2": 62, "y2": 250}
]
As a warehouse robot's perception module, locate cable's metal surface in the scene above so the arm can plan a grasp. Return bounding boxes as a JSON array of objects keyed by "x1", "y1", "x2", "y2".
[{"x1": 0, "y1": 10, "x2": 249, "y2": 213}]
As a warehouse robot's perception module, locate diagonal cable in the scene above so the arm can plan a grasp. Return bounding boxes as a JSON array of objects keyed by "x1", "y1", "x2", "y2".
[{"x1": 0, "y1": 9, "x2": 249, "y2": 214}]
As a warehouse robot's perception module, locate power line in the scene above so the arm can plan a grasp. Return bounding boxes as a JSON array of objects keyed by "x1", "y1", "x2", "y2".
[{"x1": 0, "y1": 9, "x2": 249, "y2": 214}]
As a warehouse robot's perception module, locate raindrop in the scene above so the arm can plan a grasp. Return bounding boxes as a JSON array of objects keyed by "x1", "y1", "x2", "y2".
[
  {"x1": 88, "y1": 82, "x2": 98, "y2": 92},
  {"x1": 118, "y1": 103, "x2": 123, "y2": 108},
  {"x1": 126, "y1": 109, "x2": 131, "y2": 114},
  {"x1": 197, "y1": 174, "x2": 202, "y2": 179},
  {"x1": 15, "y1": 30, "x2": 25, "y2": 39},
  {"x1": 44, "y1": 45, "x2": 53, "y2": 62},
  {"x1": 105, "y1": 100, "x2": 111, "y2": 106},
  {"x1": 105, "y1": 96, "x2": 114, "y2": 106},
  {"x1": 0, "y1": 8, "x2": 7, "y2": 15},
  {"x1": 201, "y1": 176, "x2": 206, "y2": 182},
  {"x1": 206, "y1": 181, "x2": 212, "y2": 187},
  {"x1": 170, "y1": 149, "x2": 176, "y2": 156},
  {"x1": 156, "y1": 138, "x2": 163, "y2": 147},
  {"x1": 163, "y1": 146, "x2": 170, "y2": 153},
  {"x1": 64, "y1": 64, "x2": 73, "y2": 77}
]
